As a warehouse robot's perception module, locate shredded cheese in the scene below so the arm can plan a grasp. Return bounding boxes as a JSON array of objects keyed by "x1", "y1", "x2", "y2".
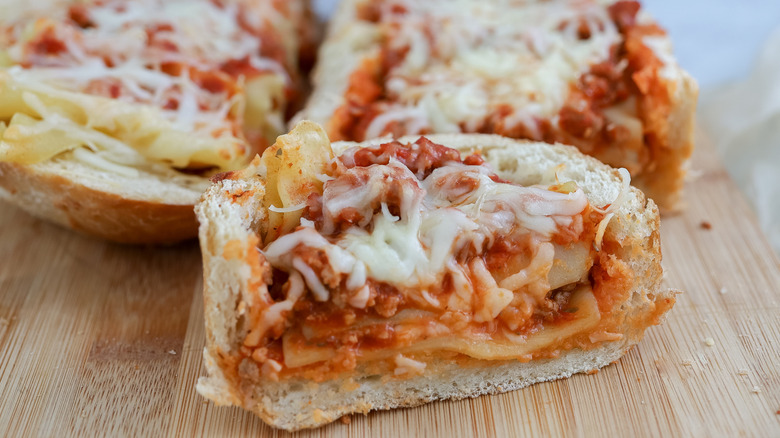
[
  {"x1": 269, "y1": 202, "x2": 307, "y2": 213},
  {"x1": 263, "y1": 153, "x2": 591, "y2": 302},
  {"x1": 593, "y1": 167, "x2": 631, "y2": 250},
  {"x1": 0, "y1": 0, "x2": 297, "y2": 173},
  {"x1": 355, "y1": 0, "x2": 622, "y2": 138}
]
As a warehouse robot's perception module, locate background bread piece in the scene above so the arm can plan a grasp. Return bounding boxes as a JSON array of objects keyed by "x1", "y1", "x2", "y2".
[
  {"x1": 292, "y1": 0, "x2": 377, "y2": 131},
  {"x1": 0, "y1": 160, "x2": 205, "y2": 244},
  {"x1": 196, "y1": 131, "x2": 674, "y2": 430},
  {"x1": 0, "y1": 0, "x2": 317, "y2": 244},
  {"x1": 294, "y1": 0, "x2": 698, "y2": 211},
  {"x1": 631, "y1": 70, "x2": 699, "y2": 211}
]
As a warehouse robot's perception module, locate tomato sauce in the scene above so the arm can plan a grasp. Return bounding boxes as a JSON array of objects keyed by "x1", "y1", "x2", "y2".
[
  {"x1": 330, "y1": 0, "x2": 669, "y2": 183},
  {"x1": 246, "y1": 137, "x2": 615, "y2": 381}
]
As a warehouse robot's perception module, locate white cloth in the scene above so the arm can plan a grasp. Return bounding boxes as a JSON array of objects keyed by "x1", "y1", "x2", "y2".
[{"x1": 699, "y1": 28, "x2": 780, "y2": 254}]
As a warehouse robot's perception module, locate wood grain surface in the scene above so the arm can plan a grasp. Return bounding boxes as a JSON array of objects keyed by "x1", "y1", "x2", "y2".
[{"x1": 1, "y1": 136, "x2": 778, "y2": 437}]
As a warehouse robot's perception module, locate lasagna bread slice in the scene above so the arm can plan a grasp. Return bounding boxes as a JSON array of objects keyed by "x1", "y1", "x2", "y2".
[
  {"x1": 0, "y1": 0, "x2": 313, "y2": 243},
  {"x1": 195, "y1": 121, "x2": 676, "y2": 430},
  {"x1": 296, "y1": 0, "x2": 698, "y2": 210}
]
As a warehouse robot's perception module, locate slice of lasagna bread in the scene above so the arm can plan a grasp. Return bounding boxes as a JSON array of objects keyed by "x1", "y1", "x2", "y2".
[
  {"x1": 195, "y1": 121, "x2": 676, "y2": 430},
  {"x1": 295, "y1": 0, "x2": 698, "y2": 210},
  {"x1": 0, "y1": 0, "x2": 314, "y2": 243}
]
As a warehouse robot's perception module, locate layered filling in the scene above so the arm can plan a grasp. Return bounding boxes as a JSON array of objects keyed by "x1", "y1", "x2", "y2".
[
  {"x1": 0, "y1": 0, "x2": 302, "y2": 179},
  {"x1": 330, "y1": 0, "x2": 675, "y2": 176},
  {"x1": 233, "y1": 133, "x2": 643, "y2": 382}
]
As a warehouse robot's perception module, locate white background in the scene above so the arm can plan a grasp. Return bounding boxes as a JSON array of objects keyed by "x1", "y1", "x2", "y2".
[{"x1": 643, "y1": 0, "x2": 780, "y2": 89}]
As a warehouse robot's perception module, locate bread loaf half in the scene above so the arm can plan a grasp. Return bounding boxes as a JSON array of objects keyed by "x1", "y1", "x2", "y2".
[
  {"x1": 195, "y1": 121, "x2": 676, "y2": 430},
  {"x1": 295, "y1": 0, "x2": 698, "y2": 210},
  {"x1": 0, "y1": 0, "x2": 314, "y2": 243}
]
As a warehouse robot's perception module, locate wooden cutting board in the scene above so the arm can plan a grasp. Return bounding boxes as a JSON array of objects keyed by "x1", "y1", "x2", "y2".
[{"x1": 1, "y1": 134, "x2": 778, "y2": 437}]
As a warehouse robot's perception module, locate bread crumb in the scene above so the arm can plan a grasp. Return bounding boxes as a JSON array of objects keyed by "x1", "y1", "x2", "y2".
[
  {"x1": 340, "y1": 416, "x2": 352, "y2": 425},
  {"x1": 700, "y1": 221, "x2": 712, "y2": 230},
  {"x1": 751, "y1": 386, "x2": 761, "y2": 394},
  {"x1": 168, "y1": 350, "x2": 177, "y2": 355},
  {"x1": 703, "y1": 337, "x2": 715, "y2": 347},
  {"x1": 719, "y1": 287, "x2": 727, "y2": 294},
  {"x1": 738, "y1": 369, "x2": 749, "y2": 376},
  {"x1": 681, "y1": 360, "x2": 693, "y2": 366}
]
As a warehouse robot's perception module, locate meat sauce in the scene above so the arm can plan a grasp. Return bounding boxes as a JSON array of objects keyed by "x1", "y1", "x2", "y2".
[
  {"x1": 26, "y1": 27, "x2": 69, "y2": 60},
  {"x1": 331, "y1": 0, "x2": 668, "y2": 175},
  {"x1": 244, "y1": 138, "x2": 616, "y2": 381},
  {"x1": 303, "y1": 137, "x2": 504, "y2": 229}
]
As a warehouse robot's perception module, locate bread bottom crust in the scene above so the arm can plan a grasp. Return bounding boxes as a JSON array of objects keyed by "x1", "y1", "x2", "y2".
[
  {"x1": 201, "y1": 337, "x2": 648, "y2": 431},
  {"x1": 0, "y1": 162, "x2": 199, "y2": 244}
]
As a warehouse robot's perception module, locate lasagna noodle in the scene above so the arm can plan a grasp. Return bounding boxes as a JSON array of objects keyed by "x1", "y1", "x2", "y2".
[{"x1": 281, "y1": 286, "x2": 600, "y2": 368}]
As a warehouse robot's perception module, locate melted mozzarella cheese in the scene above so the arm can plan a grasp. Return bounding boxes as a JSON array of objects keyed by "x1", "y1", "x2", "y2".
[
  {"x1": 361, "y1": 0, "x2": 621, "y2": 137},
  {"x1": 0, "y1": 0, "x2": 292, "y2": 172},
  {"x1": 263, "y1": 158, "x2": 590, "y2": 296},
  {"x1": 263, "y1": 225, "x2": 369, "y2": 302}
]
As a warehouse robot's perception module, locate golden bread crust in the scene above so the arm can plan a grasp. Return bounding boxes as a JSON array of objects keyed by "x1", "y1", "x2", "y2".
[{"x1": 0, "y1": 162, "x2": 198, "y2": 244}]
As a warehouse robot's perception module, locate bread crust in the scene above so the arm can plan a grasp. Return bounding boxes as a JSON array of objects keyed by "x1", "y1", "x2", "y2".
[
  {"x1": 196, "y1": 131, "x2": 674, "y2": 430},
  {"x1": 633, "y1": 72, "x2": 699, "y2": 211},
  {"x1": 0, "y1": 162, "x2": 199, "y2": 244}
]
